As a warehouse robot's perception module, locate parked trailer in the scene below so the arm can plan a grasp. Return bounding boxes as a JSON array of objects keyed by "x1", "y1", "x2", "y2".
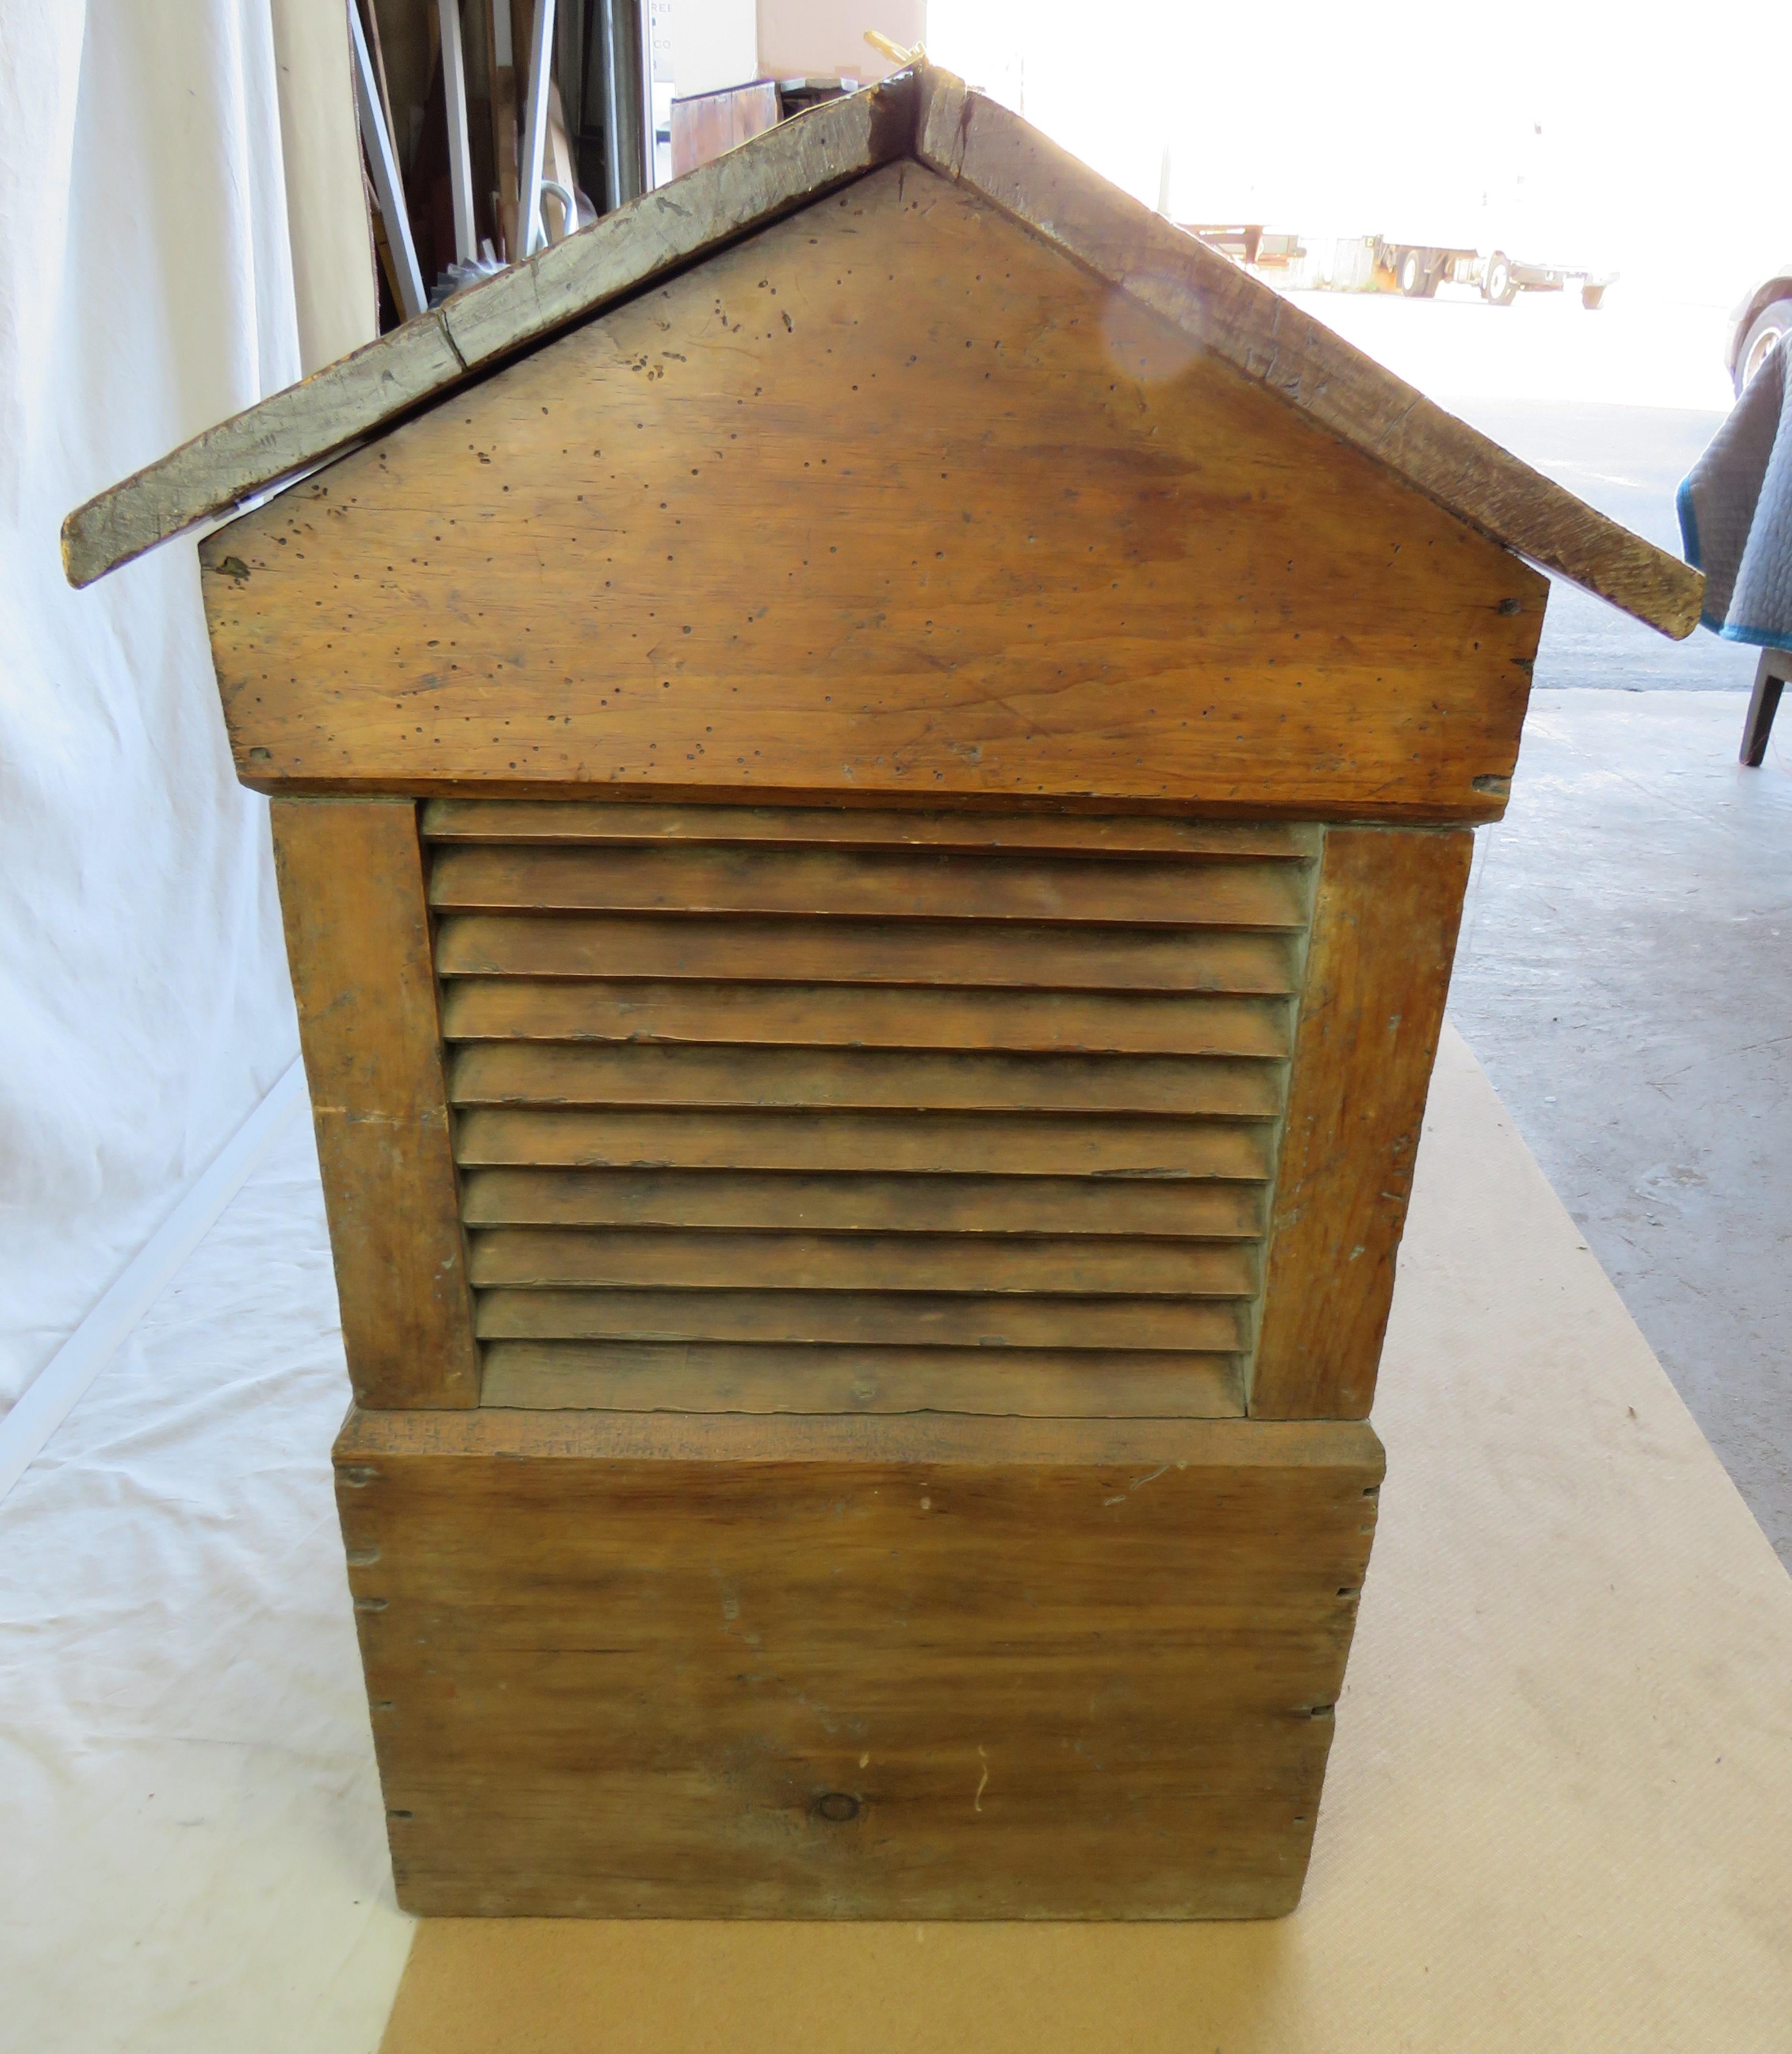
[
  {"x1": 1363, "y1": 236, "x2": 1613, "y2": 309},
  {"x1": 1185, "y1": 225, "x2": 1613, "y2": 309}
]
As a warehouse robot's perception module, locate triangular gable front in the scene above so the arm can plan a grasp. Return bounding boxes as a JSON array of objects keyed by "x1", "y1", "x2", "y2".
[
  {"x1": 199, "y1": 163, "x2": 1543, "y2": 822},
  {"x1": 66, "y1": 66, "x2": 1701, "y2": 647}
]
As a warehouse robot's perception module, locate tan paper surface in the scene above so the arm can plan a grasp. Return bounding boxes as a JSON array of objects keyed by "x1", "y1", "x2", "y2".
[{"x1": 380, "y1": 1028, "x2": 1792, "y2": 2052}]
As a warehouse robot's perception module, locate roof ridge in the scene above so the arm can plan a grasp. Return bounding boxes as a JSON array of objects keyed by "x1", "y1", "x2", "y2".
[{"x1": 62, "y1": 62, "x2": 1701, "y2": 639}]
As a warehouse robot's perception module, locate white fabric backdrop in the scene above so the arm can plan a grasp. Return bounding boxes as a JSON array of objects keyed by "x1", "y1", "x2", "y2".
[
  {"x1": 2, "y1": 1113, "x2": 413, "y2": 2054},
  {"x1": 0, "y1": 0, "x2": 372, "y2": 1417}
]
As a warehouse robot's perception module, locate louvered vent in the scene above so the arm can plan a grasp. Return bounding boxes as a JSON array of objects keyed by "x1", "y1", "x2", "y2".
[{"x1": 423, "y1": 801, "x2": 1318, "y2": 1418}]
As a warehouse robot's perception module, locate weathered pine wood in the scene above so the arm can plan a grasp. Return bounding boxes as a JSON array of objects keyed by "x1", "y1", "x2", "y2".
[
  {"x1": 71, "y1": 65, "x2": 1696, "y2": 642},
  {"x1": 270, "y1": 800, "x2": 479, "y2": 1407},
  {"x1": 422, "y1": 798, "x2": 1319, "y2": 859},
  {"x1": 452, "y1": 1106, "x2": 1277, "y2": 1179},
  {"x1": 440, "y1": 977, "x2": 1293, "y2": 1057},
  {"x1": 672, "y1": 79, "x2": 784, "y2": 180},
  {"x1": 446, "y1": 1042, "x2": 1284, "y2": 1118},
  {"x1": 914, "y1": 72, "x2": 1701, "y2": 638},
  {"x1": 473, "y1": 1285, "x2": 1244, "y2": 1351},
  {"x1": 426, "y1": 844, "x2": 1313, "y2": 928},
  {"x1": 458, "y1": 1167, "x2": 1267, "y2": 1238},
  {"x1": 198, "y1": 165, "x2": 1548, "y2": 819},
  {"x1": 478, "y1": 1338, "x2": 1244, "y2": 1417},
  {"x1": 465, "y1": 1226, "x2": 1256, "y2": 1297},
  {"x1": 1250, "y1": 827, "x2": 1473, "y2": 1419},
  {"x1": 434, "y1": 913, "x2": 1303, "y2": 994},
  {"x1": 60, "y1": 80, "x2": 918, "y2": 587},
  {"x1": 336, "y1": 1405, "x2": 1382, "y2": 1916},
  {"x1": 440, "y1": 808, "x2": 1298, "y2": 1416}
]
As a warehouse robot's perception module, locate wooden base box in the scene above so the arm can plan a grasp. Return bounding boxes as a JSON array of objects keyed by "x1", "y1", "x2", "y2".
[{"x1": 336, "y1": 1408, "x2": 1382, "y2": 1919}]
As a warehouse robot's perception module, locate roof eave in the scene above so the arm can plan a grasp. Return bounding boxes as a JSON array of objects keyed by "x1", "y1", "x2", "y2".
[
  {"x1": 63, "y1": 61, "x2": 1702, "y2": 642},
  {"x1": 60, "y1": 70, "x2": 922, "y2": 590},
  {"x1": 913, "y1": 69, "x2": 1702, "y2": 640}
]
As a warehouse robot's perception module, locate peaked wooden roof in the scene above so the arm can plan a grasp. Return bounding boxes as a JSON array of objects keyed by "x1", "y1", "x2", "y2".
[{"x1": 63, "y1": 64, "x2": 1701, "y2": 637}]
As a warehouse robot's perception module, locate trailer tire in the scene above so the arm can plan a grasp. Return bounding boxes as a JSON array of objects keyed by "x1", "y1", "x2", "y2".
[
  {"x1": 1483, "y1": 252, "x2": 1517, "y2": 306},
  {"x1": 1398, "y1": 247, "x2": 1430, "y2": 298}
]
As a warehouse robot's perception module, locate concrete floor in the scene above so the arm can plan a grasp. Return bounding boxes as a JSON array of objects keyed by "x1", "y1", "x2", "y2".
[
  {"x1": 1434, "y1": 397, "x2": 1790, "y2": 1567},
  {"x1": 1445, "y1": 554, "x2": 1781, "y2": 1577},
  {"x1": 1451, "y1": 690, "x2": 1792, "y2": 1569}
]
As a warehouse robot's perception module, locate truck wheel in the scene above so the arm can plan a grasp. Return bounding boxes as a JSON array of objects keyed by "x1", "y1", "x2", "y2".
[
  {"x1": 1736, "y1": 299, "x2": 1792, "y2": 395},
  {"x1": 1581, "y1": 283, "x2": 1606, "y2": 311},
  {"x1": 1483, "y1": 252, "x2": 1516, "y2": 306},
  {"x1": 1398, "y1": 247, "x2": 1429, "y2": 298}
]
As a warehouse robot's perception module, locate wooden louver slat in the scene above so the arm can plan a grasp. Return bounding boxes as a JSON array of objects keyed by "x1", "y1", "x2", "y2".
[
  {"x1": 451, "y1": 1107, "x2": 1278, "y2": 1179},
  {"x1": 446, "y1": 1042, "x2": 1285, "y2": 1118},
  {"x1": 457, "y1": 1167, "x2": 1268, "y2": 1238},
  {"x1": 467, "y1": 1227, "x2": 1258, "y2": 1298},
  {"x1": 422, "y1": 799, "x2": 1321, "y2": 861},
  {"x1": 476, "y1": 1339, "x2": 1246, "y2": 1419},
  {"x1": 427, "y1": 801, "x2": 1317, "y2": 1418},
  {"x1": 473, "y1": 1287, "x2": 1245, "y2": 1351},
  {"x1": 429, "y1": 842, "x2": 1313, "y2": 929},
  {"x1": 435, "y1": 912, "x2": 1302, "y2": 993},
  {"x1": 439, "y1": 977, "x2": 1293, "y2": 1057}
]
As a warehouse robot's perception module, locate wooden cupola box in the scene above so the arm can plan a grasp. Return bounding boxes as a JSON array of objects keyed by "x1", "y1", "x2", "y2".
[{"x1": 67, "y1": 65, "x2": 1699, "y2": 1920}]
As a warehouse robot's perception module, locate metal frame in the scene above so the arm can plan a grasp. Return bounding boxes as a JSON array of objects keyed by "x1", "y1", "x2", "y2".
[
  {"x1": 1741, "y1": 648, "x2": 1790, "y2": 767},
  {"x1": 517, "y1": 0, "x2": 559, "y2": 256},
  {"x1": 348, "y1": 1, "x2": 428, "y2": 318},
  {"x1": 437, "y1": 0, "x2": 478, "y2": 267}
]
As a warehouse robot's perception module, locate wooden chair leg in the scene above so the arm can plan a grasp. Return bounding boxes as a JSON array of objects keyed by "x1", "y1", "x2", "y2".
[{"x1": 1741, "y1": 651, "x2": 1788, "y2": 767}]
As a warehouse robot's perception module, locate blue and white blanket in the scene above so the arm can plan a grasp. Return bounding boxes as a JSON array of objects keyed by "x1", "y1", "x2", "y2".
[{"x1": 1680, "y1": 337, "x2": 1792, "y2": 650}]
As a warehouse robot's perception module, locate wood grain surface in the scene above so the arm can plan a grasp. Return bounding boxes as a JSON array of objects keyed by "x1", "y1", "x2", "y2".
[
  {"x1": 439, "y1": 977, "x2": 1292, "y2": 1057},
  {"x1": 201, "y1": 164, "x2": 1545, "y2": 819},
  {"x1": 61, "y1": 80, "x2": 916, "y2": 586},
  {"x1": 452, "y1": 1106, "x2": 1277, "y2": 1179},
  {"x1": 445, "y1": 1042, "x2": 1284, "y2": 1117},
  {"x1": 271, "y1": 800, "x2": 479, "y2": 1407},
  {"x1": 427, "y1": 844, "x2": 1313, "y2": 928},
  {"x1": 472, "y1": 1286, "x2": 1246, "y2": 1352},
  {"x1": 476, "y1": 1339, "x2": 1244, "y2": 1416},
  {"x1": 434, "y1": 913, "x2": 1303, "y2": 994},
  {"x1": 464, "y1": 1226, "x2": 1257, "y2": 1297},
  {"x1": 914, "y1": 69, "x2": 1701, "y2": 638},
  {"x1": 1250, "y1": 828, "x2": 1473, "y2": 1419},
  {"x1": 335, "y1": 1405, "x2": 1384, "y2": 1917},
  {"x1": 457, "y1": 1167, "x2": 1267, "y2": 1237},
  {"x1": 427, "y1": 802, "x2": 1305, "y2": 1415},
  {"x1": 70, "y1": 63, "x2": 1697, "y2": 647},
  {"x1": 421, "y1": 799, "x2": 1319, "y2": 859}
]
